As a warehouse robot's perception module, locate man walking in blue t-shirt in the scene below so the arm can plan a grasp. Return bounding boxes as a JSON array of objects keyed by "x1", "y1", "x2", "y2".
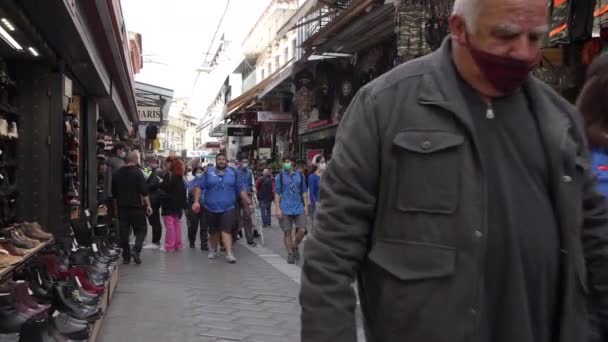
[
  {"x1": 275, "y1": 156, "x2": 309, "y2": 264},
  {"x1": 192, "y1": 153, "x2": 253, "y2": 264}
]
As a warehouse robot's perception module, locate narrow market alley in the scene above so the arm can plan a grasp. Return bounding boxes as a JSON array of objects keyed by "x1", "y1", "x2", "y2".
[{"x1": 97, "y1": 216, "x2": 366, "y2": 342}]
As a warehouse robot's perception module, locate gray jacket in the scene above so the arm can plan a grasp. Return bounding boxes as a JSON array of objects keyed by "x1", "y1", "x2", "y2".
[{"x1": 300, "y1": 39, "x2": 608, "y2": 342}]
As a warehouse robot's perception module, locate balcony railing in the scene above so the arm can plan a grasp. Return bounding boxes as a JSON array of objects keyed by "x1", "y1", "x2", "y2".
[{"x1": 242, "y1": 72, "x2": 257, "y2": 93}]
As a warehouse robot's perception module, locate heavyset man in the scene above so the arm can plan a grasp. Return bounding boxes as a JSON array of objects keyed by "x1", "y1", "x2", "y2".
[{"x1": 192, "y1": 153, "x2": 253, "y2": 264}]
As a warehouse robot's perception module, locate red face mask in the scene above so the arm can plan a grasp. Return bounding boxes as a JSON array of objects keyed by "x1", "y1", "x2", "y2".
[{"x1": 467, "y1": 42, "x2": 538, "y2": 94}]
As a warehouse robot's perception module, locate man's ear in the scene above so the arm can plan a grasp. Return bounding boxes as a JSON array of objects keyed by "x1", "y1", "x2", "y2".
[{"x1": 449, "y1": 15, "x2": 468, "y2": 46}]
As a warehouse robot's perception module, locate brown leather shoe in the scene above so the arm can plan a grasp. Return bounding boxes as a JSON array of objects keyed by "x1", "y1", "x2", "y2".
[
  {"x1": 4, "y1": 229, "x2": 36, "y2": 249},
  {"x1": 16, "y1": 223, "x2": 52, "y2": 241},
  {"x1": 0, "y1": 239, "x2": 27, "y2": 256},
  {"x1": 0, "y1": 251, "x2": 21, "y2": 268},
  {"x1": 13, "y1": 230, "x2": 41, "y2": 247}
]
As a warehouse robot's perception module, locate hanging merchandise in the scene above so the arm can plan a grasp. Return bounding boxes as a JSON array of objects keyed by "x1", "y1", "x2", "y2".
[
  {"x1": 336, "y1": 60, "x2": 355, "y2": 122},
  {"x1": 396, "y1": 0, "x2": 431, "y2": 59},
  {"x1": 314, "y1": 62, "x2": 335, "y2": 121},
  {"x1": 293, "y1": 70, "x2": 315, "y2": 115},
  {"x1": 595, "y1": 0, "x2": 608, "y2": 32},
  {"x1": 549, "y1": 0, "x2": 595, "y2": 45}
]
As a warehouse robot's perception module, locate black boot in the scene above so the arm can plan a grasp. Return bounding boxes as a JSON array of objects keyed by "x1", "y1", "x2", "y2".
[{"x1": 133, "y1": 253, "x2": 142, "y2": 265}]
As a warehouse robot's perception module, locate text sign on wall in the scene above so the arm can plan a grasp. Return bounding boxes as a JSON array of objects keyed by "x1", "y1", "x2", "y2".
[{"x1": 137, "y1": 106, "x2": 162, "y2": 123}]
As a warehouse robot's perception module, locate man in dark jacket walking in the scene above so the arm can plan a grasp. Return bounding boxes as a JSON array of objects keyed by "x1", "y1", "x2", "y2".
[
  {"x1": 112, "y1": 151, "x2": 152, "y2": 265},
  {"x1": 256, "y1": 169, "x2": 274, "y2": 227},
  {"x1": 144, "y1": 156, "x2": 163, "y2": 249},
  {"x1": 300, "y1": 0, "x2": 608, "y2": 341}
]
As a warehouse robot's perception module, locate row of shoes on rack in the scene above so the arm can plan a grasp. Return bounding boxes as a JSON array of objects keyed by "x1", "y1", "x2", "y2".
[
  {"x1": 0, "y1": 119, "x2": 17, "y2": 140},
  {"x1": 63, "y1": 111, "x2": 80, "y2": 215},
  {"x1": 0, "y1": 239, "x2": 121, "y2": 341},
  {"x1": 0, "y1": 223, "x2": 53, "y2": 269}
]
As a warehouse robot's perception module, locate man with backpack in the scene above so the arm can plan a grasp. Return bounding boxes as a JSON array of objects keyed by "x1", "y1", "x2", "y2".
[
  {"x1": 192, "y1": 153, "x2": 252, "y2": 264},
  {"x1": 275, "y1": 156, "x2": 309, "y2": 264}
]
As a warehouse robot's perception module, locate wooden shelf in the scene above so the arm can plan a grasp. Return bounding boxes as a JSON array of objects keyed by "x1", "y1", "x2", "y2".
[{"x1": 0, "y1": 238, "x2": 53, "y2": 280}]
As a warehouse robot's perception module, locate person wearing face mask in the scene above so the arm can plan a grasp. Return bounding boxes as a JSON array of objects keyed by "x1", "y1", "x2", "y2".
[
  {"x1": 308, "y1": 155, "x2": 326, "y2": 234},
  {"x1": 300, "y1": 0, "x2": 608, "y2": 341},
  {"x1": 275, "y1": 156, "x2": 309, "y2": 264},
  {"x1": 187, "y1": 165, "x2": 208, "y2": 250}
]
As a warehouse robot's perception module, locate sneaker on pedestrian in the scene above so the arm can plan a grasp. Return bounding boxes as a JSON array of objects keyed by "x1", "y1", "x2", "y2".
[
  {"x1": 287, "y1": 253, "x2": 295, "y2": 264},
  {"x1": 133, "y1": 254, "x2": 142, "y2": 265},
  {"x1": 201, "y1": 245, "x2": 209, "y2": 251},
  {"x1": 253, "y1": 230, "x2": 261, "y2": 238},
  {"x1": 143, "y1": 244, "x2": 159, "y2": 250},
  {"x1": 208, "y1": 251, "x2": 217, "y2": 259},
  {"x1": 122, "y1": 258, "x2": 130, "y2": 265},
  {"x1": 247, "y1": 241, "x2": 257, "y2": 247},
  {"x1": 226, "y1": 254, "x2": 237, "y2": 264}
]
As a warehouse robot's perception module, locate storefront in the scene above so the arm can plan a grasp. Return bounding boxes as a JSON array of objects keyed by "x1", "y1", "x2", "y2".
[
  {"x1": 0, "y1": 1, "x2": 137, "y2": 340},
  {"x1": 293, "y1": 1, "x2": 397, "y2": 161}
]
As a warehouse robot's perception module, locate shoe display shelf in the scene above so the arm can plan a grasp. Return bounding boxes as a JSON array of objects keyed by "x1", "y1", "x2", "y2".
[
  {"x1": 0, "y1": 239, "x2": 54, "y2": 282},
  {"x1": 87, "y1": 264, "x2": 118, "y2": 342}
]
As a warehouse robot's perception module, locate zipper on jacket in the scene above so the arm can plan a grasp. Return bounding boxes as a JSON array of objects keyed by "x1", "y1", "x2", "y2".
[{"x1": 485, "y1": 101, "x2": 495, "y2": 119}]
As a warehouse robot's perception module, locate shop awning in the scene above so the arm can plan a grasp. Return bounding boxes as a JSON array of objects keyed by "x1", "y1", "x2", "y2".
[
  {"x1": 225, "y1": 62, "x2": 294, "y2": 118},
  {"x1": 258, "y1": 64, "x2": 295, "y2": 99},
  {"x1": 302, "y1": 0, "x2": 380, "y2": 51},
  {"x1": 276, "y1": 0, "x2": 323, "y2": 39},
  {"x1": 313, "y1": 4, "x2": 395, "y2": 55}
]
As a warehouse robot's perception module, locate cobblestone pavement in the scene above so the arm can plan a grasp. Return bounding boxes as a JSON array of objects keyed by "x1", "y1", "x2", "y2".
[{"x1": 98, "y1": 210, "x2": 365, "y2": 342}]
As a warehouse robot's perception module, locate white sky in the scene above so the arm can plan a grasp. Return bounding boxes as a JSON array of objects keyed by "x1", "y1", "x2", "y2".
[{"x1": 122, "y1": 0, "x2": 271, "y2": 98}]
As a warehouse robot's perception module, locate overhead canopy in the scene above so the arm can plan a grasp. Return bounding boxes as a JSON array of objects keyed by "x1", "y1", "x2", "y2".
[
  {"x1": 225, "y1": 62, "x2": 294, "y2": 118},
  {"x1": 302, "y1": 0, "x2": 380, "y2": 51},
  {"x1": 313, "y1": 3, "x2": 394, "y2": 55},
  {"x1": 258, "y1": 63, "x2": 295, "y2": 99},
  {"x1": 276, "y1": 0, "x2": 323, "y2": 39}
]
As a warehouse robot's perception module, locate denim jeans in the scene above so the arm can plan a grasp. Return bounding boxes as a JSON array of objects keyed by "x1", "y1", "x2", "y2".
[{"x1": 259, "y1": 200, "x2": 272, "y2": 226}]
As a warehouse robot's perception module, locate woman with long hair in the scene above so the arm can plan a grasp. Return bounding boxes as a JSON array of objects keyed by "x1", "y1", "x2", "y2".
[
  {"x1": 159, "y1": 156, "x2": 187, "y2": 252},
  {"x1": 577, "y1": 53, "x2": 608, "y2": 198}
]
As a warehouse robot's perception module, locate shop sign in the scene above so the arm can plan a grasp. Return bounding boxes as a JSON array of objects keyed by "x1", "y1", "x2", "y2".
[
  {"x1": 209, "y1": 124, "x2": 227, "y2": 138},
  {"x1": 227, "y1": 127, "x2": 253, "y2": 137},
  {"x1": 187, "y1": 150, "x2": 214, "y2": 158},
  {"x1": 137, "y1": 106, "x2": 162, "y2": 123},
  {"x1": 258, "y1": 148, "x2": 272, "y2": 160},
  {"x1": 205, "y1": 142, "x2": 221, "y2": 149},
  {"x1": 257, "y1": 111, "x2": 293, "y2": 123}
]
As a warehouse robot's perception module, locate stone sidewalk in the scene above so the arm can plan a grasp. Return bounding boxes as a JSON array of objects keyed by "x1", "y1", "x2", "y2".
[
  {"x1": 98, "y1": 223, "x2": 302, "y2": 342},
  {"x1": 98, "y1": 211, "x2": 365, "y2": 342}
]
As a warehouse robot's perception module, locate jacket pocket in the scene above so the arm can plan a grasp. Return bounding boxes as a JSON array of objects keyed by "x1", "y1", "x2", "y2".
[
  {"x1": 368, "y1": 239, "x2": 456, "y2": 280},
  {"x1": 393, "y1": 130, "x2": 464, "y2": 214}
]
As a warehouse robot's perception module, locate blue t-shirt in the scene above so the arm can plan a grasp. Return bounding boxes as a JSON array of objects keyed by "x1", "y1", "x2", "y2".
[
  {"x1": 187, "y1": 176, "x2": 204, "y2": 203},
  {"x1": 592, "y1": 148, "x2": 608, "y2": 198},
  {"x1": 237, "y1": 167, "x2": 253, "y2": 193},
  {"x1": 308, "y1": 173, "x2": 320, "y2": 206},
  {"x1": 192, "y1": 167, "x2": 243, "y2": 213},
  {"x1": 275, "y1": 171, "x2": 307, "y2": 216}
]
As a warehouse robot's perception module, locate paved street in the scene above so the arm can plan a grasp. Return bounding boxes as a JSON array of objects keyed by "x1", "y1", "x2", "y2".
[{"x1": 98, "y1": 212, "x2": 365, "y2": 342}]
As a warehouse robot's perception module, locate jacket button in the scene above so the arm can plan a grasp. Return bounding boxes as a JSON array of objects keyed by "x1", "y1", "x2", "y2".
[
  {"x1": 562, "y1": 175, "x2": 573, "y2": 183},
  {"x1": 420, "y1": 140, "x2": 432, "y2": 150},
  {"x1": 473, "y1": 230, "x2": 483, "y2": 239}
]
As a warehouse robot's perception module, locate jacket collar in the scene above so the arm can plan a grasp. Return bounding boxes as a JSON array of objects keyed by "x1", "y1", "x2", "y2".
[{"x1": 417, "y1": 38, "x2": 573, "y2": 145}]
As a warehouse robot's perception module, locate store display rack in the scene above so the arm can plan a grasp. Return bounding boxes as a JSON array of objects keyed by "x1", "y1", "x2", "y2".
[
  {"x1": 0, "y1": 238, "x2": 54, "y2": 281},
  {"x1": 88, "y1": 264, "x2": 119, "y2": 342}
]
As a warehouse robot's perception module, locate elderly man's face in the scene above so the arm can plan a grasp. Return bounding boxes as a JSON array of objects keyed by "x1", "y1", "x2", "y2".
[{"x1": 458, "y1": 0, "x2": 547, "y2": 63}]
